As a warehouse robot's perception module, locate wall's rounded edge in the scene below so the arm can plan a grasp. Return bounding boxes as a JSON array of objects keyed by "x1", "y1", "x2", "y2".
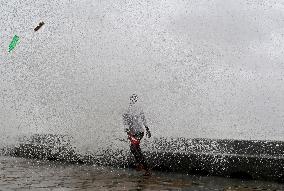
[{"x1": 2, "y1": 134, "x2": 284, "y2": 182}]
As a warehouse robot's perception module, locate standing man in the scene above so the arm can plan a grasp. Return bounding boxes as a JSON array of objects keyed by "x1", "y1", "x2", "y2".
[{"x1": 123, "y1": 94, "x2": 151, "y2": 176}]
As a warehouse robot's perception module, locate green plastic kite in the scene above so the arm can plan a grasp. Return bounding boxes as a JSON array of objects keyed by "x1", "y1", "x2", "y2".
[{"x1": 8, "y1": 35, "x2": 20, "y2": 52}]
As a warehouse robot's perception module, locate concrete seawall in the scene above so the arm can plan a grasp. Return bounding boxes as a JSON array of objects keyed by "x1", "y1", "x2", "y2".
[
  {"x1": 143, "y1": 138, "x2": 284, "y2": 182},
  {"x1": 1, "y1": 134, "x2": 284, "y2": 182}
]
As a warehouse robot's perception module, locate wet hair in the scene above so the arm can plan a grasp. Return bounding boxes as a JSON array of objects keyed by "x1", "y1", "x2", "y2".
[{"x1": 130, "y1": 94, "x2": 138, "y2": 103}]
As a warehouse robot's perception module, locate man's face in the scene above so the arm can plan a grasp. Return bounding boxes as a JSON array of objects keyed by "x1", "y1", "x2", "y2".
[{"x1": 130, "y1": 95, "x2": 138, "y2": 104}]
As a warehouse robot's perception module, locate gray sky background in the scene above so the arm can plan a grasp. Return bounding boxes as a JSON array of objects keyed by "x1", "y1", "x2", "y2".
[{"x1": 0, "y1": 0, "x2": 284, "y2": 150}]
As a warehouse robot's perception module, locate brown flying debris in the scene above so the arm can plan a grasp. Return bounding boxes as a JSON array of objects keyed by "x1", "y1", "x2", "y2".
[{"x1": 34, "y1": 22, "x2": 45, "y2": 31}]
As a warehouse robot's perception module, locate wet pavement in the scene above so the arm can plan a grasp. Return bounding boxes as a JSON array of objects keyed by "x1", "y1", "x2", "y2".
[{"x1": 0, "y1": 156, "x2": 283, "y2": 191}]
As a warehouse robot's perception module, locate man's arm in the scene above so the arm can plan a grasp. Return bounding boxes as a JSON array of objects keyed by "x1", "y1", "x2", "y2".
[
  {"x1": 141, "y1": 112, "x2": 151, "y2": 138},
  {"x1": 122, "y1": 113, "x2": 130, "y2": 133},
  {"x1": 145, "y1": 125, "x2": 151, "y2": 138}
]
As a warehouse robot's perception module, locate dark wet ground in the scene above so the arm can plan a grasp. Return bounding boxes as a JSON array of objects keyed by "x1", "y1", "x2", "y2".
[{"x1": 0, "y1": 156, "x2": 283, "y2": 191}]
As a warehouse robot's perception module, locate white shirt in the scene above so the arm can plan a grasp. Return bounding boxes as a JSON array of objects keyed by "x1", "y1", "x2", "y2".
[{"x1": 123, "y1": 103, "x2": 148, "y2": 134}]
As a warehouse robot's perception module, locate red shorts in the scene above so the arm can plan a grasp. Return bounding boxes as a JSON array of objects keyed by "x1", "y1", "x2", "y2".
[{"x1": 128, "y1": 132, "x2": 144, "y2": 145}]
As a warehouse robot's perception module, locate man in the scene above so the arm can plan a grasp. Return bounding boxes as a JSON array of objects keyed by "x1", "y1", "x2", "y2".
[{"x1": 123, "y1": 94, "x2": 151, "y2": 175}]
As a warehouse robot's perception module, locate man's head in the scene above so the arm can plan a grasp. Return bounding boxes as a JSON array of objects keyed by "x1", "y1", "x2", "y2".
[{"x1": 130, "y1": 94, "x2": 138, "y2": 104}]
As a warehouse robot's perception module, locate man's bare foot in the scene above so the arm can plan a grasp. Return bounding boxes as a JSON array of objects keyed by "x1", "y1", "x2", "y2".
[
  {"x1": 136, "y1": 164, "x2": 144, "y2": 171},
  {"x1": 143, "y1": 170, "x2": 151, "y2": 176}
]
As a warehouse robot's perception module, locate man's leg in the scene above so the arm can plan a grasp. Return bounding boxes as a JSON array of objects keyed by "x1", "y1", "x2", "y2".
[
  {"x1": 130, "y1": 143, "x2": 149, "y2": 171},
  {"x1": 130, "y1": 144, "x2": 142, "y2": 170}
]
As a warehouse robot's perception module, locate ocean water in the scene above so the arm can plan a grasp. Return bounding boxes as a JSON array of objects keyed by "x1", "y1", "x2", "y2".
[{"x1": 0, "y1": 156, "x2": 283, "y2": 191}]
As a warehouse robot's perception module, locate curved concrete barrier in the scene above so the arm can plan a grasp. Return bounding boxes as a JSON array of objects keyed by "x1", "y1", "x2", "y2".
[{"x1": 1, "y1": 134, "x2": 284, "y2": 182}]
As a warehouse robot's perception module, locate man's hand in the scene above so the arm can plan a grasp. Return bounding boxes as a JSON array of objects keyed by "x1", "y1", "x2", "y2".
[
  {"x1": 124, "y1": 128, "x2": 130, "y2": 133},
  {"x1": 145, "y1": 126, "x2": 151, "y2": 138},
  {"x1": 146, "y1": 130, "x2": 151, "y2": 138}
]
